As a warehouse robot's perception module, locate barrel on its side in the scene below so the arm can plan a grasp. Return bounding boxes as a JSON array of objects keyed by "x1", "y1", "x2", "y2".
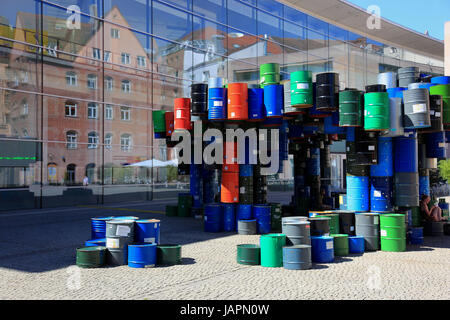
[{"x1": 283, "y1": 245, "x2": 312, "y2": 270}]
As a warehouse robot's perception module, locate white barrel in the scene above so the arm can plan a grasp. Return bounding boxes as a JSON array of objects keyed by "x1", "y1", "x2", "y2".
[{"x1": 382, "y1": 97, "x2": 404, "y2": 137}]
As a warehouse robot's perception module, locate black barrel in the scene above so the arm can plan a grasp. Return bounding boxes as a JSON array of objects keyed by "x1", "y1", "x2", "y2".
[
  {"x1": 423, "y1": 221, "x2": 444, "y2": 236},
  {"x1": 316, "y1": 72, "x2": 339, "y2": 111},
  {"x1": 191, "y1": 83, "x2": 208, "y2": 115},
  {"x1": 239, "y1": 176, "x2": 254, "y2": 204},
  {"x1": 253, "y1": 174, "x2": 267, "y2": 204},
  {"x1": 346, "y1": 162, "x2": 370, "y2": 176},
  {"x1": 394, "y1": 172, "x2": 419, "y2": 207},
  {"x1": 365, "y1": 84, "x2": 386, "y2": 93},
  {"x1": 338, "y1": 210, "x2": 356, "y2": 236},
  {"x1": 308, "y1": 217, "x2": 331, "y2": 236},
  {"x1": 420, "y1": 95, "x2": 444, "y2": 133}
]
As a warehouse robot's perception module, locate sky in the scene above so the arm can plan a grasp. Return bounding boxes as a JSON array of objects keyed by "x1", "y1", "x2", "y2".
[{"x1": 347, "y1": 0, "x2": 449, "y2": 40}]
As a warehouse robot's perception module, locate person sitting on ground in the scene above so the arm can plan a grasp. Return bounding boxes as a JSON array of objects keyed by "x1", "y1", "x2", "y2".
[{"x1": 419, "y1": 195, "x2": 447, "y2": 222}]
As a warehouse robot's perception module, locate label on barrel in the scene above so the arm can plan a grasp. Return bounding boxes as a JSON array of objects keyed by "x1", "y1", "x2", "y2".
[
  {"x1": 368, "y1": 145, "x2": 375, "y2": 151},
  {"x1": 374, "y1": 216, "x2": 379, "y2": 224},
  {"x1": 326, "y1": 241, "x2": 333, "y2": 250},
  {"x1": 430, "y1": 110, "x2": 435, "y2": 116},
  {"x1": 412, "y1": 103, "x2": 427, "y2": 113},
  {"x1": 214, "y1": 101, "x2": 223, "y2": 107},
  {"x1": 231, "y1": 112, "x2": 236, "y2": 117},
  {"x1": 374, "y1": 190, "x2": 381, "y2": 197},
  {"x1": 439, "y1": 143, "x2": 445, "y2": 148},
  {"x1": 107, "y1": 238, "x2": 119, "y2": 249},
  {"x1": 296, "y1": 83, "x2": 309, "y2": 90},
  {"x1": 116, "y1": 225, "x2": 131, "y2": 237},
  {"x1": 144, "y1": 237, "x2": 155, "y2": 243},
  {"x1": 176, "y1": 110, "x2": 182, "y2": 118},
  {"x1": 240, "y1": 187, "x2": 245, "y2": 193},
  {"x1": 350, "y1": 226, "x2": 355, "y2": 231},
  {"x1": 380, "y1": 229, "x2": 387, "y2": 237},
  {"x1": 204, "y1": 216, "x2": 207, "y2": 221},
  {"x1": 435, "y1": 112, "x2": 441, "y2": 117}
]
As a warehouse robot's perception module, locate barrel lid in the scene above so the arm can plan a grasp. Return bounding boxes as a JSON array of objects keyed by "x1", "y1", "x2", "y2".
[
  {"x1": 237, "y1": 244, "x2": 260, "y2": 249},
  {"x1": 308, "y1": 217, "x2": 331, "y2": 221},
  {"x1": 91, "y1": 216, "x2": 114, "y2": 221},
  {"x1": 129, "y1": 243, "x2": 157, "y2": 248},
  {"x1": 238, "y1": 219, "x2": 256, "y2": 222},
  {"x1": 77, "y1": 246, "x2": 106, "y2": 252},
  {"x1": 380, "y1": 213, "x2": 405, "y2": 217},
  {"x1": 85, "y1": 238, "x2": 106, "y2": 244},
  {"x1": 157, "y1": 244, "x2": 181, "y2": 249},
  {"x1": 136, "y1": 219, "x2": 160, "y2": 223},
  {"x1": 261, "y1": 233, "x2": 286, "y2": 238},
  {"x1": 112, "y1": 216, "x2": 139, "y2": 220},
  {"x1": 283, "y1": 244, "x2": 311, "y2": 249},
  {"x1": 355, "y1": 212, "x2": 379, "y2": 215},
  {"x1": 330, "y1": 234, "x2": 348, "y2": 238},
  {"x1": 107, "y1": 219, "x2": 136, "y2": 224},
  {"x1": 310, "y1": 235, "x2": 333, "y2": 240},
  {"x1": 348, "y1": 236, "x2": 364, "y2": 239}
]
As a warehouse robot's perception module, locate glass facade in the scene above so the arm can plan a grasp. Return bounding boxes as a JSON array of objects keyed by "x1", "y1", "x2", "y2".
[{"x1": 0, "y1": 0, "x2": 444, "y2": 210}]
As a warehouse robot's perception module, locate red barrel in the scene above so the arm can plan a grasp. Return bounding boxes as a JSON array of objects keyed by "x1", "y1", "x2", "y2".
[
  {"x1": 174, "y1": 98, "x2": 192, "y2": 130},
  {"x1": 221, "y1": 172, "x2": 239, "y2": 203},
  {"x1": 223, "y1": 141, "x2": 239, "y2": 173},
  {"x1": 228, "y1": 83, "x2": 248, "y2": 120},
  {"x1": 165, "y1": 111, "x2": 174, "y2": 137}
]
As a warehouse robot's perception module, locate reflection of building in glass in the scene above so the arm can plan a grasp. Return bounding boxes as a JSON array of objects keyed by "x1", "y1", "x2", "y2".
[{"x1": 0, "y1": 0, "x2": 445, "y2": 210}]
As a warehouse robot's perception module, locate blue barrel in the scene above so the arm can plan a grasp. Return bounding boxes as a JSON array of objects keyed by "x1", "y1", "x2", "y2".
[
  {"x1": 370, "y1": 137, "x2": 393, "y2": 177},
  {"x1": 222, "y1": 203, "x2": 236, "y2": 232},
  {"x1": 279, "y1": 120, "x2": 289, "y2": 161},
  {"x1": 324, "y1": 115, "x2": 345, "y2": 134},
  {"x1": 394, "y1": 132, "x2": 418, "y2": 173},
  {"x1": 425, "y1": 131, "x2": 446, "y2": 158},
  {"x1": 203, "y1": 170, "x2": 216, "y2": 204},
  {"x1": 370, "y1": 177, "x2": 393, "y2": 212},
  {"x1": 387, "y1": 87, "x2": 406, "y2": 100},
  {"x1": 91, "y1": 217, "x2": 114, "y2": 239},
  {"x1": 208, "y1": 87, "x2": 227, "y2": 120},
  {"x1": 288, "y1": 123, "x2": 304, "y2": 140},
  {"x1": 302, "y1": 124, "x2": 319, "y2": 136},
  {"x1": 282, "y1": 245, "x2": 312, "y2": 270},
  {"x1": 347, "y1": 175, "x2": 369, "y2": 212},
  {"x1": 239, "y1": 164, "x2": 253, "y2": 177},
  {"x1": 248, "y1": 87, "x2": 264, "y2": 121},
  {"x1": 112, "y1": 216, "x2": 139, "y2": 220},
  {"x1": 307, "y1": 148, "x2": 320, "y2": 176},
  {"x1": 190, "y1": 164, "x2": 203, "y2": 208},
  {"x1": 204, "y1": 204, "x2": 223, "y2": 232},
  {"x1": 348, "y1": 236, "x2": 365, "y2": 253},
  {"x1": 237, "y1": 204, "x2": 252, "y2": 221},
  {"x1": 262, "y1": 117, "x2": 282, "y2": 127},
  {"x1": 128, "y1": 243, "x2": 157, "y2": 268},
  {"x1": 85, "y1": 238, "x2": 106, "y2": 247},
  {"x1": 310, "y1": 236, "x2": 334, "y2": 263},
  {"x1": 446, "y1": 131, "x2": 450, "y2": 143},
  {"x1": 438, "y1": 201, "x2": 449, "y2": 212},
  {"x1": 135, "y1": 219, "x2": 160, "y2": 244},
  {"x1": 263, "y1": 84, "x2": 283, "y2": 118},
  {"x1": 154, "y1": 132, "x2": 165, "y2": 139},
  {"x1": 346, "y1": 127, "x2": 356, "y2": 142},
  {"x1": 253, "y1": 205, "x2": 271, "y2": 234},
  {"x1": 419, "y1": 175, "x2": 430, "y2": 197},
  {"x1": 409, "y1": 227, "x2": 424, "y2": 245},
  {"x1": 431, "y1": 76, "x2": 450, "y2": 85}
]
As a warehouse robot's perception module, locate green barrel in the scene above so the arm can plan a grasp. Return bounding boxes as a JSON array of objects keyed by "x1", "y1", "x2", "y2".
[
  {"x1": 236, "y1": 244, "x2": 260, "y2": 265},
  {"x1": 260, "y1": 233, "x2": 286, "y2": 267},
  {"x1": 410, "y1": 206, "x2": 422, "y2": 227},
  {"x1": 166, "y1": 205, "x2": 178, "y2": 217},
  {"x1": 339, "y1": 90, "x2": 363, "y2": 126},
  {"x1": 260, "y1": 63, "x2": 280, "y2": 87},
  {"x1": 269, "y1": 203, "x2": 282, "y2": 231},
  {"x1": 330, "y1": 234, "x2": 349, "y2": 256},
  {"x1": 430, "y1": 84, "x2": 450, "y2": 125},
  {"x1": 76, "y1": 246, "x2": 106, "y2": 268},
  {"x1": 321, "y1": 213, "x2": 340, "y2": 234},
  {"x1": 177, "y1": 194, "x2": 192, "y2": 217},
  {"x1": 380, "y1": 214, "x2": 406, "y2": 252},
  {"x1": 157, "y1": 244, "x2": 182, "y2": 265},
  {"x1": 290, "y1": 70, "x2": 313, "y2": 107},
  {"x1": 152, "y1": 110, "x2": 166, "y2": 133},
  {"x1": 364, "y1": 92, "x2": 390, "y2": 130}
]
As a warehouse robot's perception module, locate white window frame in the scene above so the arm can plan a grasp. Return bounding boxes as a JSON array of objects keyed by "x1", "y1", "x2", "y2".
[
  {"x1": 104, "y1": 51, "x2": 112, "y2": 62},
  {"x1": 105, "y1": 104, "x2": 114, "y2": 120},
  {"x1": 105, "y1": 77, "x2": 114, "y2": 91},
  {"x1": 66, "y1": 131, "x2": 78, "y2": 149},
  {"x1": 111, "y1": 28, "x2": 120, "y2": 39},
  {"x1": 105, "y1": 133, "x2": 113, "y2": 149},
  {"x1": 66, "y1": 72, "x2": 77, "y2": 86},
  {"x1": 121, "y1": 80, "x2": 131, "y2": 93},
  {"x1": 88, "y1": 132, "x2": 99, "y2": 149},
  {"x1": 87, "y1": 74, "x2": 97, "y2": 89},
  {"x1": 93, "y1": 47, "x2": 101, "y2": 60},
  {"x1": 137, "y1": 56, "x2": 146, "y2": 68},
  {"x1": 65, "y1": 102, "x2": 77, "y2": 117},
  {"x1": 121, "y1": 53, "x2": 130, "y2": 65},
  {"x1": 22, "y1": 103, "x2": 29, "y2": 115},
  {"x1": 120, "y1": 134, "x2": 132, "y2": 151},
  {"x1": 120, "y1": 106, "x2": 131, "y2": 121},
  {"x1": 87, "y1": 103, "x2": 98, "y2": 119}
]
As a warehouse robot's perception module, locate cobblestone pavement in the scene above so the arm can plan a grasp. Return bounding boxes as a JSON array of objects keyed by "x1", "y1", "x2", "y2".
[{"x1": 0, "y1": 198, "x2": 449, "y2": 300}]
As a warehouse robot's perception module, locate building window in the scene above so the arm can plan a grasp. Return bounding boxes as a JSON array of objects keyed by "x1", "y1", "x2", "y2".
[
  {"x1": 88, "y1": 132, "x2": 99, "y2": 149},
  {"x1": 104, "y1": 51, "x2": 111, "y2": 62},
  {"x1": 111, "y1": 28, "x2": 120, "y2": 39},
  {"x1": 23, "y1": 129, "x2": 29, "y2": 137},
  {"x1": 65, "y1": 102, "x2": 77, "y2": 117},
  {"x1": 22, "y1": 102, "x2": 28, "y2": 115},
  {"x1": 105, "y1": 133, "x2": 113, "y2": 149},
  {"x1": 93, "y1": 48, "x2": 101, "y2": 60},
  {"x1": 121, "y1": 53, "x2": 130, "y2": 65},
  {"x1": 137, "y1": 56, "x2": 146, "y2": 68},
  {"x1": 66, "y1": 131, "x2": 77, "y2": 149},
  {"x1": 87, "y1": 103, "x2": 98, "y2": 119},
  {"x1": 105, "y1": 104, "x2": 114, "y2": 120},
  {"x1": 87, "y1": 74, "x2": 97, "y2": 89},
  {"x1": 121, "y1": 80, "x2": 131, "y2": 93},
  {"x1": 66, "y1": 72, "x2": 77, "y2": 86},
  {"x1": 105, "y1": 77, "x2": 114, "y2": 91},
  {"x1": 121, "y1": 134, "x2": 132, "y2": 151},
  {"x1": 120, "y1": 107, "x2": 131, "y2": 121}
]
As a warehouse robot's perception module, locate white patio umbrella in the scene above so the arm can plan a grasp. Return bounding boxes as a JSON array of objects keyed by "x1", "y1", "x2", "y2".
[{"x1": 125, "y1": 159, "x2": 171, "y2": 168}]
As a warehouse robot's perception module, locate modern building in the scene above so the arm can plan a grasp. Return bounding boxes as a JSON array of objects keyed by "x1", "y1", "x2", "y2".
[{"x1": 0, "y1": 0, "x2": 445, "y2": 211}]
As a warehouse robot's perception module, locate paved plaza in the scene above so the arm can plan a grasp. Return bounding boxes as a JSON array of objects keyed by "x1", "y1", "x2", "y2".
[{"x1": 0, "y1": 197, "x2": 449, "y2": 300}]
